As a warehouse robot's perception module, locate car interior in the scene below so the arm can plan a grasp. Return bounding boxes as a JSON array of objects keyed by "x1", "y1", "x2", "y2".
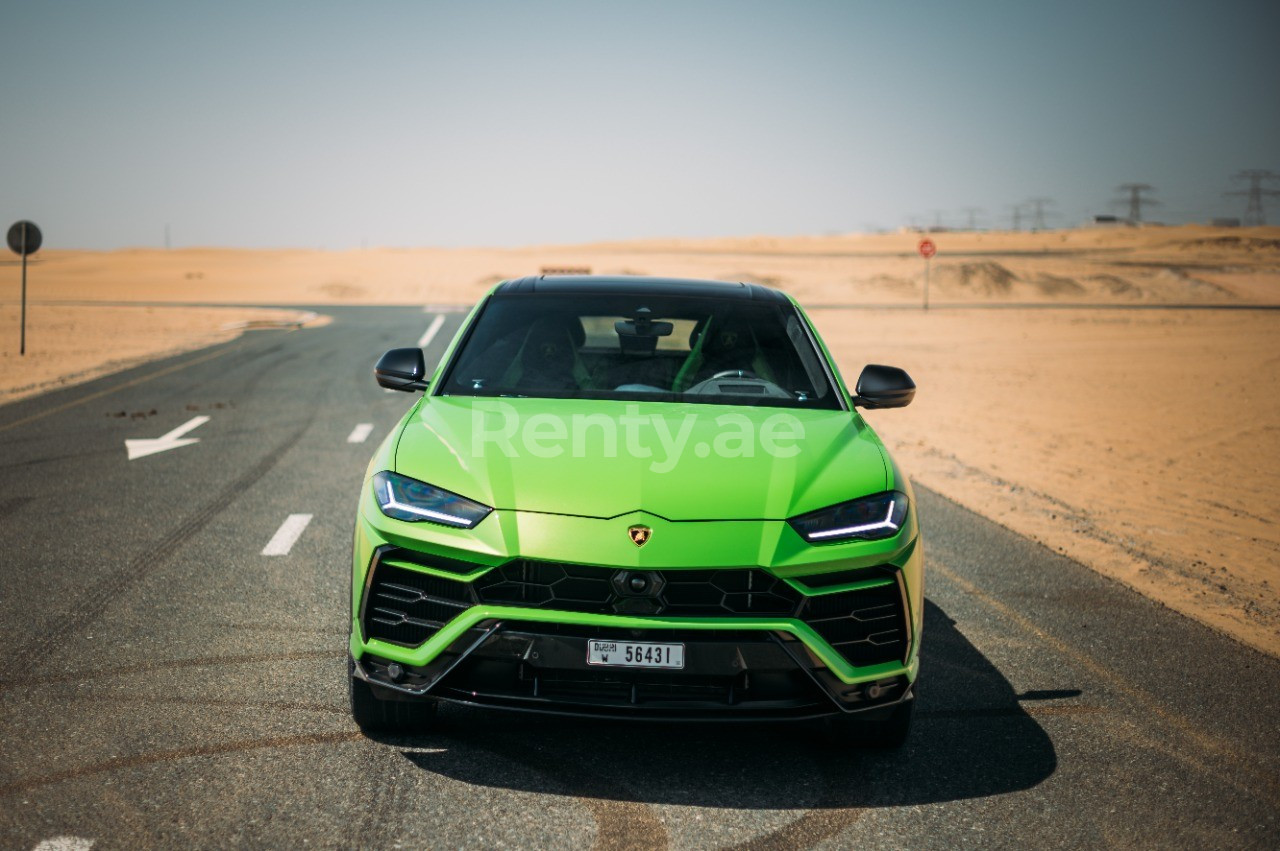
[{"x1": 441, "y1": 295, "x2": 836, "y2": 407}]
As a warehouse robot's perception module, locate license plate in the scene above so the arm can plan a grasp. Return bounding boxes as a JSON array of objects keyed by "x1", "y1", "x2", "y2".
[{"x1": 586, "y1": 639, "x2": 685, "y2": 669}]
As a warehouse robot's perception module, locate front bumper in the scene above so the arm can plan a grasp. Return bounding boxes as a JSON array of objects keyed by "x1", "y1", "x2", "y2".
[
  {"x1": 349, "y1": 507, "x2": 924, "y2": 719},
  {"x1": 352, "y1": 622, "x2": 913, "y2": 721}
]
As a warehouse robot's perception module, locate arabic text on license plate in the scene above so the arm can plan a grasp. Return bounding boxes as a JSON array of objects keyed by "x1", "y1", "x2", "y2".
[{"x1": 586, "y1": 640, "x2": 685, "y2": 669}]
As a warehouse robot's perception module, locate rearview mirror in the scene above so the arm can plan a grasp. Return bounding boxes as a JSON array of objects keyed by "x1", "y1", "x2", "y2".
[
  {"x1": 375, "y1": 348, "x2": 429, "y2": 392},
  {"x1": 852, "y1": 364, "x2": 915, "y2": 409}
]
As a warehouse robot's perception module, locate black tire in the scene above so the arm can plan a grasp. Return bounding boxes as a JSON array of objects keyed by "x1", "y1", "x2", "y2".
[
  {"x1": 824, "y1": 699, "x2": 914, "y2": 748},
  {"x1": 348, "y1": 660, "x2": 437, "y2": 734}
]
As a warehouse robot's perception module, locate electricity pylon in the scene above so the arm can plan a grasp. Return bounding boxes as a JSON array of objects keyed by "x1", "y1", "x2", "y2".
[
  {"x1": 1225, "y1": 170, "x2": 1279, "y2": 226},
  {"x1": 1025, "y1": 198, "x2": 1054, "y2": 231},
  {"x1": 1116, "y1": 183, "x2": 1159, "y2": 222}
]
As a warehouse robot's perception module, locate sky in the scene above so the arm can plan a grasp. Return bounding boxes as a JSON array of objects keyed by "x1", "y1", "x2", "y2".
[{"x1": 1, "y1": 0, "x2": 1277, "y2": 249}]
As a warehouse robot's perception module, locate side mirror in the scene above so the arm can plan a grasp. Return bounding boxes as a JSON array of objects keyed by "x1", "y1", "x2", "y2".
[
  {"x1": 375, "y1": 348, "x2": 429, "y2": 392},
  {"x1": 852, "y1": 364, "x2": 915, "y2": 409}
]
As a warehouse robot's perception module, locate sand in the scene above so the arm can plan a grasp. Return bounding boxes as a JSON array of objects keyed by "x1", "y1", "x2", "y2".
[
  {"x1": 0, "y1": 304, "x2": 321, "y2": 404},
  {"x1": 9, "y1": 225, "x2": 1280, "y2": 308},
  {"x1": 1, "y1": 224, "x2": 1277, "y2": 655}
]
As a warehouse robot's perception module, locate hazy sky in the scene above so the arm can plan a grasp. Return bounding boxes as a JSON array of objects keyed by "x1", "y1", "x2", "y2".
[{"x1": 2, "y1": 0, "x2": 1277, "y2": 249}]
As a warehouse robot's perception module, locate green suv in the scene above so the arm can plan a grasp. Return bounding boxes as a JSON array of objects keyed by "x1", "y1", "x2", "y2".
[{"x1": 350, "y1": 276, "x2": 922, "y2": 745}]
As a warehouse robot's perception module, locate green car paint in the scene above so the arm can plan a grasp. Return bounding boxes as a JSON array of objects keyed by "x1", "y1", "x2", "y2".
[{"x1": 349, "y1": 277, "x2": 923, "y2": 731}]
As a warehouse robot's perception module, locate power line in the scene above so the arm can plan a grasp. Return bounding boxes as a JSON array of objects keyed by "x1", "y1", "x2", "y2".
[
  {"x1": 1225, "y1": 170, "x2": 1280, "y2": 226},
  {"x1": 1024, "y1": 197, "x2": 1054, "y2": 231},
  {"x1": 1115, "y1": 183, "x2": 1159, "y2": 222},
  {"x1": 960, "y1": 206, "x2": 983, "y2": 230}
]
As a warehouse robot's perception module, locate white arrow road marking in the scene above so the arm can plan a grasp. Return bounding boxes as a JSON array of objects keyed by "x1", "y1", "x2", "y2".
[
  {"x1": 262, "y1": 514, "x2": 313, "y2": 556},
  {"x1": 125, "y1": 415, "x2": 210, "y2": 460},
  {"x1": 347, "y1": 423, "x2": 374, "y2": 444},
  {"x1": 417, "y1": 314, "x2": 446, "y2": 348},
  {"x1": 33, "y1": 838, "x2": 95, "y2": 851}
]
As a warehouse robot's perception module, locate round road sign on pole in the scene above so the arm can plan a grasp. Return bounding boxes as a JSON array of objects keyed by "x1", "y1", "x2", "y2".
[
  {"x1": 918, "y1": 238, "x2": 936, "y2": 311},
  {"x1": 7, "y1": 220, "x2": 42, "y2": 256},
  {"x1": 8, "y1": 220, "x2": 42, "y2": 356}
]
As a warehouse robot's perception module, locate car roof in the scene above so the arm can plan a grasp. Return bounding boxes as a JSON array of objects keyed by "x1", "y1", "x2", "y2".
[{"x1": 493, "y1": 275, "x2": 790, "y2": 303}]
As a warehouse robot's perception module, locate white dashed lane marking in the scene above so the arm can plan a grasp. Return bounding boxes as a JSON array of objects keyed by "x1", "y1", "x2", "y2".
[
  {"x1": 417, "y1": 314, "x2": 446, "y2": 348},
  {"x1": 261, "y1": 514, "x2": 313, "y2": 556},
  {"x1": 346, "y1": 423, "x2": 374, "y2": 444},
  {"x1": 33, "y1": 839, "x2": 95, "y2": 851}
]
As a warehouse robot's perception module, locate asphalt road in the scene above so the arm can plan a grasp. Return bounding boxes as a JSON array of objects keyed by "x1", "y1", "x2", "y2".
[{"x1": 0, "y1": 306, "x2": 1276, "y2": 850}]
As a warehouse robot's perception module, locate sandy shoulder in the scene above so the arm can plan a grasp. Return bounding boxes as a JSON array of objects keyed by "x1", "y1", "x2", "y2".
[
  {"x1": 0, "y1": 304, "x2": 323, "y2": 405},
  {"x1": 812, "y1": 307, "x2": 1280, "y2": 657}
]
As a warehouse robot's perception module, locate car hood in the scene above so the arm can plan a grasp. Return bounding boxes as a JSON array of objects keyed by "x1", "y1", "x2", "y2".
[{"x1": 394, "y1": 397, "x2": 889, "y2": 521}]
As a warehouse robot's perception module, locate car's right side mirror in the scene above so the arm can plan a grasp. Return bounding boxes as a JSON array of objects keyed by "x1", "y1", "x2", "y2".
[
  {"x1": 852, "y1": 364, "x2": 915, "y2": 409},
  {"x1": 375, "y1": 347, "x2": 429, "y2": 392}
]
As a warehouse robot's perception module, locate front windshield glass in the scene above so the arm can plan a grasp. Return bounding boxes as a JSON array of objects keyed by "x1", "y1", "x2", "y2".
[{"x1": 438, "y1": 293, "x2": 841, "y2": 409}]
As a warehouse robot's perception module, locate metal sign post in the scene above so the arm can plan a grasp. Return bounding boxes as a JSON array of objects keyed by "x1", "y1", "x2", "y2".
[
  {"x1": 7, "y1": 220, "x2": 43, "y2": 355},
  {"x1": 918, "y1": 238, "x2": 937, "y2": 311}
]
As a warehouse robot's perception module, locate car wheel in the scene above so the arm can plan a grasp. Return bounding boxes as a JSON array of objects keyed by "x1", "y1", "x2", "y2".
[
  {"x1": 824, "y1": 699, "x2": 914, "y2": 748},
  {"x1": 348, "y1": 659, "x2": 437, "y2": 734}
]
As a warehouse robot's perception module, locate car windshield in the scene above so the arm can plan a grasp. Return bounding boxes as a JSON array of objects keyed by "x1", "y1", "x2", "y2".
[{"x1": 438, "y1": 292, "x2": 842, "y2": 409}]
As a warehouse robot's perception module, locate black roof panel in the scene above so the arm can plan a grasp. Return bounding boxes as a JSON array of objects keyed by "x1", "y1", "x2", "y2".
[{"x1": 495, "y1": 275, "x2": 788, "y2": 303}]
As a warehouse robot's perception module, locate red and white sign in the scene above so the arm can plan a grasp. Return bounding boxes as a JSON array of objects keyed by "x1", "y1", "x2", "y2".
[{"x1": 918, "y1": 239, "x2": 937, "y2": 259}]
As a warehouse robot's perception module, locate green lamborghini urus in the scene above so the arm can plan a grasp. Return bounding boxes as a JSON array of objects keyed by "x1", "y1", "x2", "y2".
[{"x1": 349, "y1": 276, "x2": 922, "y2": 746}]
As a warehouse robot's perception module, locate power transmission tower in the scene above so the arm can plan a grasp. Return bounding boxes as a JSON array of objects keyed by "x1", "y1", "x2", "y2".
[
  {"x1": 1116, "y1": 183, "x2": 1159, "y2": 222},
  {"x1": 1025, "y1": 198, "x2": 1054, "y2": 231},
  {"x1": 1225, "y1": 170, "x2": 1280, "y2": 226},
  {"x1": 961, "y1": 206, "x2": 983, "y2": 230},
  {"x1": 1007, "y1": 203, "x2": 1025, "y2": 231}
]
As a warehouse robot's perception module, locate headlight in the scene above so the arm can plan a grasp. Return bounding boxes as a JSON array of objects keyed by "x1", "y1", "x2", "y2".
[
  {"x1": 372, "y1": 471, "x2": 493, "y2": 528},
  {"x1": 788, "y1": 491, "x2": 908, "y2": 543}
]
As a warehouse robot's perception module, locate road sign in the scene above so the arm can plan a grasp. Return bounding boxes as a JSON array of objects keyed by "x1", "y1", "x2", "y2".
[
  {"x1": 918, "y1": 239, "x2": 936, "y2": 311},
  {"x1": 8, "y1": 221, "x2": 42, "y2": 256},
  {"x1": 7, "y1": 220, "x2": 42, "y2": 356}
]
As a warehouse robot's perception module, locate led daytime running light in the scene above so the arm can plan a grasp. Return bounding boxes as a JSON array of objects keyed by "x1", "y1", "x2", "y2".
[{"x1": 805, "y1": 499, "x2": 898, "y2": 540}]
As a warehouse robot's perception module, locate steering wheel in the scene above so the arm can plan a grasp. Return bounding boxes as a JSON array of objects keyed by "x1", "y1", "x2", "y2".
[{"x1": 711, "y1": 369, "x2": 759, "y2": 380}]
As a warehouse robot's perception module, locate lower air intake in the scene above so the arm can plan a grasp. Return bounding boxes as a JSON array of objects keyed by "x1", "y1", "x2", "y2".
[
  {"x1": 798, "y1": 583, "x2": 908, "y2": 667},
  {"x1": 362, "y1": 560, "x2": 476, "y2": 646}
]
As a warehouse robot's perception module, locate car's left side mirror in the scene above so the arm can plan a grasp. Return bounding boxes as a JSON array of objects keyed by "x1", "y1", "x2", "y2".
[
  {"x1": 375, "y1": 348, "x2": 429, "y2": 392},
  {"x1": 851, "y1": 364, "x2": 915, "y2": 409}
]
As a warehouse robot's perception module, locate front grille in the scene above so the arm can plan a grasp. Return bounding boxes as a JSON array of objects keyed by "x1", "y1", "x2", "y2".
[
  {"x1": 362, "y1": 548, "x2": 909, "y2": 669},
  {"x1": 798, "y1": 584, "x2": 907, "y2": 666},
  {"x1": 473, "y1": 561, "x2": 800, "y2": 616},
  {"x1": 472, "y1": 561, "x2": 611, "y2": 608},
  {"x1": 661, "y1": 570, "x2": 798, "y2": 615},
  {"x1": 362, "y1": 561, "x2": 476, "y2": 646}
]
